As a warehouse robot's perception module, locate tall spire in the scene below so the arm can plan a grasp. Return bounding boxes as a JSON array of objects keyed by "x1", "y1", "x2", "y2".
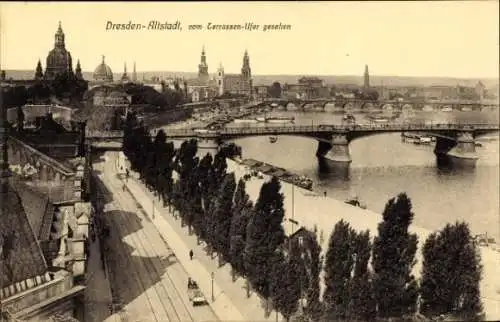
[
  {"x1": 363, "y1": 64, "x2": 370, "y2": 89},
  {"x1": 35, "y1": 59, "x2": 44, "y2": 80},
  {"x1": 124, "y1": 62, "x2": 127, "y2": 75},
  {"x1": 132, "y1": 61, "x2": 137, "y2": 82},
  {"x1": 75, "y1": 59, "x2": 83, "y2": 79},
  {"x1": 241, "y1": 50, "x2": 251, "y2": 79},
  {"x1": 200, "y1": 45, "x2": 207, "y2": 64},
  {"x1": 198, "y1": 46, "x2": 209, "y2": 80},
  {"x1": 102, "y1": 55, "x2": 105, "y2": 64},
  {"x1": 55, "y1": 21, "x2": 65, "y2": 48}
]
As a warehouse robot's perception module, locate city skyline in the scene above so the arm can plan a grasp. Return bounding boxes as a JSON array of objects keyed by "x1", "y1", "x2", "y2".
[{"x1": 0, "y1": 2, "x2": 499, "y2": 78}]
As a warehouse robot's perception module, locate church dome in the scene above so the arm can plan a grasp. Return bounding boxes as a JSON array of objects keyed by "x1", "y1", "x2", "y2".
[{"x1": 93, "y1": 55, "x2": 113, "y2": 82}]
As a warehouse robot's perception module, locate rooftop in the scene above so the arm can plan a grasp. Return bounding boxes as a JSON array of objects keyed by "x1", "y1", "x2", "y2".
[{"x1": 0, "y1": 184, "x2": 48, "y2": 287}]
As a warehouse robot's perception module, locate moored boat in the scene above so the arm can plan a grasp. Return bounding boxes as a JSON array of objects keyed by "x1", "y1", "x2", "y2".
[
  {"x1": 266, "y1": 116, "x2": 295, "y2": 124},
  {"x1": 365, "y1": 114, "x2": 390, "y2": 123},
  {"x1": 344, "y1": 195, "x2": 367, "y2": 209},
  {"x1": 402, "y1": 132, "x2": 434, "y2": 145},
  {"x1": 234, "y1": 118, "x2": 258, "y2": 123},
  {"x1": 256, "y1": 116, "x2": 295, "y2": 123}
]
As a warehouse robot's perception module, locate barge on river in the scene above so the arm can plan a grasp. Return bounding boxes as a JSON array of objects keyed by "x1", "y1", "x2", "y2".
[{"x1": 240, "y1": 158, "x2": 314, "y2": 191}]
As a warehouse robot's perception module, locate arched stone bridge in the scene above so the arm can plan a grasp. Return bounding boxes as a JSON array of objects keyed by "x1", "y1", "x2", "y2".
[
  {"x1": 87, "y1": 122, "x2": 499, "y2": 166},
  {"x1": 259, "y1": 98, "x2": 500, "y2": 112}
]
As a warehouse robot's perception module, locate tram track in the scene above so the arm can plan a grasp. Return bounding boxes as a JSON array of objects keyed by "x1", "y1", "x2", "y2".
[
  {"x1": 97, "y1": 158, "x2": 205, "y2": 321},
  {"x1": 106, "y1": 174, "x2": 195, "y2": 321},
  {"x1": 94, "y1": 173, "x2": 163, "y2": 322}
]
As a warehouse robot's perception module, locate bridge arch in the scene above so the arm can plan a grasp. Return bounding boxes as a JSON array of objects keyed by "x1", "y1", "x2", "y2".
[
  {"x1": 342, "y1": 102, "x2": 355, "y2": 111},
  {"x1": 361, "y1": 102, "x2": 376, "y2": 110},
  {"x1": 322, "y1": 101, "x2": 336, "y2": 109},
  {"x1": 284, "y1": 101, "x2": 298, "y2": 110}
]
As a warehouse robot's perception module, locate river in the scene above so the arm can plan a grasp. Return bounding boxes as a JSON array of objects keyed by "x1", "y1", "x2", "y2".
[{"x1": 224, "y1": 107, "x2": 500, "y2": 240}]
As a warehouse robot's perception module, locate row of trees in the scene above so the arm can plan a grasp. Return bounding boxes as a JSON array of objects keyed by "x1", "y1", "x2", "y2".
[
  {"x1": 122, "y1": 113, "x2": 484, "y2": 321},
  {"x1": 320, "y1": 193, "x2": 483, "y2": 322}
]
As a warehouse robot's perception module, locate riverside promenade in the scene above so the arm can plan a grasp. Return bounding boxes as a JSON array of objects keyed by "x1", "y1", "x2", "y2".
[
  {"x1": 227, "y1": 159, "x2": 500, "y2": 321},
  {"x1": 104, "y1": 150, "x2": 500, "y2": 321},
  {"x1": 103, "y1": 153, "x2": 246, "y2": 321}
]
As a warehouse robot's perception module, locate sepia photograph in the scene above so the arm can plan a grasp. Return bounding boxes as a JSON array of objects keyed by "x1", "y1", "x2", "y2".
[{"x1": 0, "y1": 1, "x2": 499, "y2": 322}]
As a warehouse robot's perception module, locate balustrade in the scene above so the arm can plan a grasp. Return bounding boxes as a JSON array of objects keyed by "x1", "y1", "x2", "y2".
[{"x1": 87, "y1": 122, "x2": 499, "y2": 140}]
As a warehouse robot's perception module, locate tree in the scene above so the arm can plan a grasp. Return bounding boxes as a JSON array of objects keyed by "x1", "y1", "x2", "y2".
[
  {"x1": 244, "y1": 176, "x2": 285, "y2": 298},
  {"x1": 420, "y1": 222, "x2": 483, "y2": 320},
  {"x1": 175, "y1": 139, "x2": 199, "y2": 228},
  {"x1": 206, "y1": 149, "x2": 228, "y2": 214},
  {"x1": 197, "y1": 153, "x2": 214, "y2": 241},
  {"x1": 157, "y1": 140, "x2": 175, "y2": 206},
  {"x1": 346, "y1": 230, "x2": 376, "y2": 322},
  {"x1": 269, "y1": 82, "x2": 282, "y2": 98},
  {"x1": 229, "y1": 179, "x2": 252, "y2": 276},
  {"x1": 322, "y1": 220, "x2": 355, "y2": 321},
  {"x1": 271, "y1": 241, "x2": 302, "y2": 322},
  {"x1": 372, "y1": 193, "x2": 419, "y2": 319},
  {"x1": 212, "y1": 173, "x2": 237, "y2": 265},
  {"x1": 302, "y1": 229, "x2": 323, "y2": 322}
]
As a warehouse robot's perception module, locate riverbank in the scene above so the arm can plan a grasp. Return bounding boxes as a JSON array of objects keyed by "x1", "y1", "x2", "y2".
[
  {"x1": 226, "y1": 158, "x2": 500, "y2": 320},
  {"x1": 158, "y1": 103, "x2": 259, "y2": 132}
]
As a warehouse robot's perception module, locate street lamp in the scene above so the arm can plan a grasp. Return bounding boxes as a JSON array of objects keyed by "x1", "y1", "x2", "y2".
[
  {"x1": 152, "y1": 199, "x2": 155, "y2": 220},
  {"x1": 211, "y1": 272, "x2": 215, "y2": 302}
]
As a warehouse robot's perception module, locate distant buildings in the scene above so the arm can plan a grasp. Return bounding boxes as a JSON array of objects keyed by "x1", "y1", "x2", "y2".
[
  {"x1": 182, "y1": 47, "x2": 253, "y2": 102},
  {"x1": 374, "y1": 81, "x2": 491, "y2": 101},
  {"x1": 281, "y1": 77, "x2": 330, "y2": 99}
]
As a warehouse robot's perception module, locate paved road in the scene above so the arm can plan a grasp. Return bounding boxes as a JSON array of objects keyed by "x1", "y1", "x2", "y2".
[{"x1": 93, "y1": 158, "x2": 219, "y2": 322}]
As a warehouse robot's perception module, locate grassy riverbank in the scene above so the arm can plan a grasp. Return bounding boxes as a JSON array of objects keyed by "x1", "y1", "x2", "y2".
[{"x1": 226, "y1": 158, "x2": 500, "y2": 320}]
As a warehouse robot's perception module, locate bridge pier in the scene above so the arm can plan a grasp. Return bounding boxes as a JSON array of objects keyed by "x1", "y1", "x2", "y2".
[
  {"x1": 196, "y1": 134, "x2": 220, "y2": 157},
  {"x1": 434, "y1": 131, "x2": 478, "y2": 167},
  {"x1": 447, "y1": 131, "x2": 478, "y2": 167},
  {"x1": 316, "y1": 134, "x2": 352, "y2": 164}
]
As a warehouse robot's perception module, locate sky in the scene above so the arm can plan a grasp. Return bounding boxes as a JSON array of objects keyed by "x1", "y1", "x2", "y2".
[{"x1": 0, "y1": 1, "x2": 499, "y2": 78}]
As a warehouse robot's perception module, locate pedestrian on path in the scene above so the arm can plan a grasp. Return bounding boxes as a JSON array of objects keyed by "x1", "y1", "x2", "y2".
[{"x1": 189, "y1": 249, "x2": 194, "y2": 260}]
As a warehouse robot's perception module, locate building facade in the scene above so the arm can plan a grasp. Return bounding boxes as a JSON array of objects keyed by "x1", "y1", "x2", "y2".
[
  {"x1": 215, "y1": 50, "x2": 253, "y2": 97},
  {"x1": 1, "y1": 101, "x2": 90, "y2": 321}
]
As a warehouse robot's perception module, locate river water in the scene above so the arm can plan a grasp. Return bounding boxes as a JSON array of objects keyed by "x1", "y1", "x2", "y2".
[{"x1": 224, "y1": 107, "x2": 500, "y2": 240}]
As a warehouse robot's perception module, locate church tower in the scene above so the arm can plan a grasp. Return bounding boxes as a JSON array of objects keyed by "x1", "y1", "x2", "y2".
[
  {"x1": 241, "y1": 50, "x2": 251, "y2": 80},
  {"x1": 363, "y1": 64, "x2": 370, "y2": 90},
  {"x1": 121, "y1": 62, "x2": 130, "y2": 82},
  {"x1": 216, "y1": 62, "x2": 225, "y2": 96},
  {"x1": 132, "y1": 61, "x2": 137, "y2": 82},
  {"x1": 198, "y1": 46, "x2": 209, "y2": 83},
  {"x1": 35, "y1": 59, "x2": 44, "y2": 80},
  {"x1": 75, "y1": 59, "x2": 83, "y2": 80},
  {"x1": 241, "y1": 50, "x2": 252, "y2": 95},
  {"x1": 44, "y1": 21, "x2": 74, "y2": 80}
]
